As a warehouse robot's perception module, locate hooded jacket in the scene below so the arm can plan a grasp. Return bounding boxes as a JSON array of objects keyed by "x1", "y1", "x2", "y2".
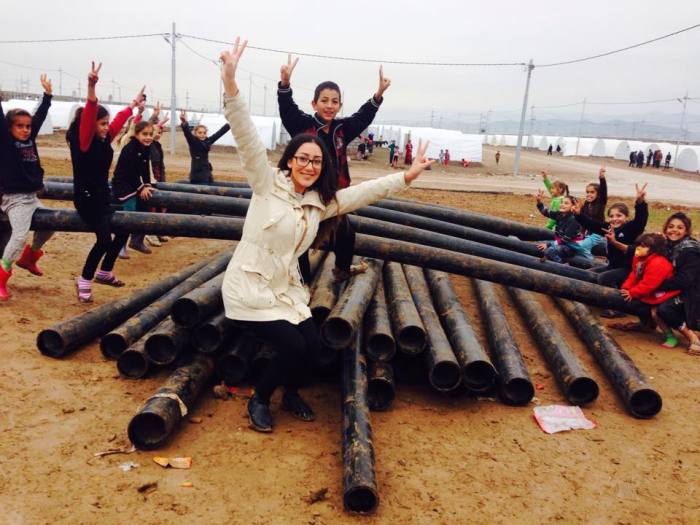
[
  {"x1": 660, "y1": 237, "x2": 700, "y2": 330},
  {"x1": 111, "y1": 137, "x2": 152, "y2": 201},
  {"x1": 621, "y1": 253, "x2": 680, "y2": 305},
  {"x1": 182, "y1": 121, "x2": 230, "y2": 183},
  {"x1": 222, "y1": 92, "x2": 408, "y2": 324}
]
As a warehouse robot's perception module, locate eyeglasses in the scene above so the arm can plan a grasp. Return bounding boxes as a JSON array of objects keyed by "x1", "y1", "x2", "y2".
[{"x1": 293, "y1": 156, "x2": 323, "y2": 169}]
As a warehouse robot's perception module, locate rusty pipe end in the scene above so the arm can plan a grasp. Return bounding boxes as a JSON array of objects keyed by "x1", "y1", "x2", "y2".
[
  {"x1": 117, "y1": 350, "x2": 150, "y2": 379},
  {"x1": 368, "y1": 382, "x2": 395, "y2": 411},
  {"x1": 100, "y1": 334, "x2": 128, "y2": 360},
  {"x1": 463, "y1": 360, "x2": 498, "y2": 393},
  {"x1": 311, "y1": 307, "x2": 331, "y2": 325},
  {"x1": 171, "y1": 299, "x2": 200, "y2": 328},
  {"x1": 429, "y1": 361, "x2": 462, "y2": 392},
  {"x1": 500, "y1": 378, "x2": 535, "y2": 406},
  {"x1": 128, "y1": 412, "x2": 168, "y2": 450},
  {"x1": 365, "y1": 334, "x2": 396, "y2": 362},
  {"x1": 36, "y1": 329, "x2": 67, "y2": 358},
  {"x1": 321, "y1": 318, "x2": 353, "y2": 350},
  {"x1": 629, "y1": 388, "x2": 662, "y2": 419},
  {"x1": 396, "y1": 326, "x2": 426, "y2": 355},
  {"x1": 567, "y1": 377, "x2": 599, "y2": 406},
  {"x1": 344, "y1": 486, "x2": 379, "y2": 514},
  {"x1": 145, "y1": 335, "x2": 178, "y2": 366},
  {"x1": 192, "y1": 325, "x2": 223, "y2": 354}
]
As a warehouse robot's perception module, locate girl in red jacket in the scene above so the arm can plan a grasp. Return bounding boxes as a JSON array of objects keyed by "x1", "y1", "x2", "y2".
[{"x1": 613, "y1": 233, "x2": 680, "y2": 334}]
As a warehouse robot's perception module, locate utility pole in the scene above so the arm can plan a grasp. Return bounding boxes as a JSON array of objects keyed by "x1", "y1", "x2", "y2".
[
  {"x1": 430, "y1": 109, "x2": 434, "y2": 127},
  {"x1": 169, "y1": 22, "x2": 178, "y2": 155},
  {"x1": 485, "y1": 109, "x2": 492, "y2": 134},
  {"x1": 58, "y1": 68, "x2": 63, "y2": 96},
  {"x1": 575, "y1": 98, "x2": 586, "y2": 156},
  {"x1": 528, "y1": 105, "x2": 535, "y2": 142},
  {"x1": 263, "y1": 84, "x2": 267, "y2": 116},
  {"x1": 673, "y1": 92, "x2": 688, "y2": 170},
  {"x1": 513, "y1": 59, "x2": 534, "y2": 177}
]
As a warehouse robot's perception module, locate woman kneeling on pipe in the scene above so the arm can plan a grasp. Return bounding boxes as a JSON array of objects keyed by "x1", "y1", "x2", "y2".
[{"x1": 219, "y1": 38, "x2": 433, "y2": 433}]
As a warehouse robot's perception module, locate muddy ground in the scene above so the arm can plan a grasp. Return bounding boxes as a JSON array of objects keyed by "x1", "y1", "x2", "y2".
[{"x1": 1, "y1": 134, "x2": 699, "y2": 525}]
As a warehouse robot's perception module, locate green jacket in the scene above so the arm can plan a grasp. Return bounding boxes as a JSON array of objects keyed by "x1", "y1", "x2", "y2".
[{"x1": 543, "y1": 177, "x2": 563, "y2": 230}]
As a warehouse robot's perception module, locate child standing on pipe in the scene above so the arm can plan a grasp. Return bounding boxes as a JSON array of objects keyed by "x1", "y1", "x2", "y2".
[
  {"x1": 180, "y1": 111, "x2": 230, "y2": 185},
  {"x1": 66, "y1": 62, "x2": 145, "y2": 303},
  {"x1": 220, "y1": 38, "x2": 432, "y2": 433},
  {"x1": 277, "y1": 55, "x2": 391, "y2": 282},
  {"x1": 0, "y1": 76, "x2": 55, "y2": 301}
]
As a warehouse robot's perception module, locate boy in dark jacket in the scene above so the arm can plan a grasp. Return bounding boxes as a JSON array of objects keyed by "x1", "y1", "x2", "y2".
[
  {"x1": 180, "y1": 111, "x2": 230, "y2": 184},
  {"x1": 535, "y1": 192, "x2": 591, "y2": 263},
  {"x1": 0, "y1": 75, "x2": 55, "y2": 300},
  {"x1": 277, "y1": 55, "x2": 391, "y2": 281}
]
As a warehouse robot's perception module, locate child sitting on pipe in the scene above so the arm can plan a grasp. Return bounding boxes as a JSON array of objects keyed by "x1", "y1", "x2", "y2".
[{"x1": 535, "y1": 191, "x2": 592, "y2": 264}]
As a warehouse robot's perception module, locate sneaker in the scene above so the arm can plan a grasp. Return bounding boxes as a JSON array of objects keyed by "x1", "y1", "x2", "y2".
[
  {"x1": 145, "y1": 235, "x2": 162, "y2": 247},
  {"x1": 128, "y1": 242, "x2": 152, "y2": 254},
  {"x1": 282, "y1": 391, "x2": 316, "y2": 422},
  {"x1": 247, "y1": 393, "x2": 273, "y2": 433},
  {"x1": 118, "y1": 246, "x2": 130, "y2": 260},
  {"x1": 157, "y1": 236, "x2": 170, "y2": 243}
]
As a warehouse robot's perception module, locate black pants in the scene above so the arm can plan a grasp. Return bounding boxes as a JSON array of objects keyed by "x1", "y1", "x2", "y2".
[
  {"x1": 240, "y1": 317, "x2": 320, "y2": 403},
  {"x1": 299, "y1": 216, "x2": 356, "y2": 282},
  {"x1": 594, "y1": 266, "x2": 629, "y2": 289},
  {"x1": 81, "y1": 213, "x2": 129, "y2": 279},
  {"x1": 657, "y1": 296, "x2": 686, "y2": 329},
  {"x1": 627, "y1": 299, "x2": 652, "y2": 325}
]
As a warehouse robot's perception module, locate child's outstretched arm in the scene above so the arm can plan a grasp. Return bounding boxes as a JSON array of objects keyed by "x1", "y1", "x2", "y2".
[
  {"x1": 629, "y1": 183, "x2": 649, "y2": 235},
  {"x1": 179, "y1": 110, "x2": 196, "y2": 147},
  {"x1": 541, "y1": 170, "x2": 554, "y2": 195},
  {"x1": 32, "y1": 74, "x2": 53, "y2": 140},
  {"x1": 341, "y1": 66, "x2": 391, "y2": 141},
  {"x1": 79, "y1": 61, "x2": 101, "y2": 152},
  {"x1": 277, "y1": 54, "x2": 314, "y2": 136},
  {"x1": 598, "y1": 167, "x2": 608, "y2": 205},
  {"x1": 109, "y1": 85, "x2": 142, "y2": 141},
  {"x1": 0, "y1": 94, "x2": 9, "y2": 144},
  {"x1": 535, "y1": 190, "x2": 552, "y2": 218},
  {"x1": 222, "y1": 37, "x2": 275, "y2": 194},
  {"x1": 206, "y1": 122, "x2": 232, "y2": 146}
]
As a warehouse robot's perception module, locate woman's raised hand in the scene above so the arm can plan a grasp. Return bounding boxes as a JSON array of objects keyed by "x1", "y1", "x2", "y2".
[
  {"x1": 131, "y1": 86, "x2": 146, "y2": 109},
  {"x1": 40, "y1": 74, "x2": 53, "y2": 95},
  {"x1": 280, "y1": 54, "x2": 299, "y2": 87},
  {"x1": 88, "y1": 61, "x2": 102, "y2": 86},
  {"x1": 220, "y1": 36, "x2": 248, "y2": 97},
  {"x1": 404, "y1": 140, "x2": 434, "y2": 183}
]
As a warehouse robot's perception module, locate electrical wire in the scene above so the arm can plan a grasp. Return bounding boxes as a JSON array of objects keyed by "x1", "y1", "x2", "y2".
[
  {"x1": 537, "y1": 23, "x2": 700, "y2": 67},
  {"x1": 0, "y1": 33, "x2": 167, "y2": 44}
]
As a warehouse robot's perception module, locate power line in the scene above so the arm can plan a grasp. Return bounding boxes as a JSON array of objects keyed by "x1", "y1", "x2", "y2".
[
  {"x1": 179, "y1": 33, "x2": 527, "y2": 67},
  {"x1": 537, "y1": 23, "x2": 700, "y2": 68},
  {"x1": 0, "y1": 33, "x2": 166, "y2": 44}
]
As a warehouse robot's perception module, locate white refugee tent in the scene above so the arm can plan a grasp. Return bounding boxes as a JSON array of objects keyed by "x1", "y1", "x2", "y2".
[
  {"x1": 48, "y1": 100, "x2": 80, "y2": 129},
  {"x1": 676, "y1": 146, "x2": 700, "y2": 172},
  {"x1": 197, "y1": 112, "x2": 278, "y2": 150},
  {"x1": 496, "y1": 135, "x2": 507, "y2": 146},
  {"x1": 503, "y1": 134, "x2": 519, "y2": 147},
  {"x1": 645, "y1": 142, "x2": 675, "y2": 158},
  {"x1": 538, "y1": 136, "x2": 556, "y2": 151},
  {"x1": 591, "y1": 138, "x2": 621, "y2": 157},
  {"x1": 558, "y1": 137, "x2": 597, "y2": 157},
  {"x1": 481, "y1": 134, "x2": 488, "y2": 144},
  {"x1": 527, "y1": 135, "x2": 542, "y2": 148},
  {"x1": 397, "y1": 126, "x2": 482, "y2": 162},
  {"x1": 613, "y1": 140, "x2": 648, "y2": 161},
  {"x1": 5, "y1": 99, "x2": 54, "y2": 135},
  {"x1": 486, "y1": 134, "x2": 497, "y2": 145}
]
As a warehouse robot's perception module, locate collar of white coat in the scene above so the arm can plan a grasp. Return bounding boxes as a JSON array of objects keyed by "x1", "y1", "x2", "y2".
[{"x1": 272, "y1": 169, "x2": 326, "y2": 211}]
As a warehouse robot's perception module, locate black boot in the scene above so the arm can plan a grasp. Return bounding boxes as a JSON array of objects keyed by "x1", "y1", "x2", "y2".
[
  {"x1": 282, "y1": 391, "x2": 316, "y2": 422},
  {"x1": 247, "y1": 393, "x2": 273, "y2": 433}
]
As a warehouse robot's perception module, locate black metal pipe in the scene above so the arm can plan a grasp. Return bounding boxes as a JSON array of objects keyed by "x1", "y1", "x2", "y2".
[
  {"x1": 507, "y1": 287, "x2": 599, "y2": 405},
  {"x1": 472, "y1": 280, "x2": 534, "y2": 405},
  {"x1": 116, "y1": 334, "x2": 151, "y2": 379},
  {"x1": 156, "y1": 181, "x2": 253, "y2": 199},
  {"x1": 144, "y1": 318, "x2": 192, "y2": 366},
  {"x1": 425, "y1": 270, "x2": 497, "y2": 393},
  {"x1": 309, "y1": 253, "x2": 342, "y2": 324},
  {"x1": 190, "y1": 310, "x2": 233, "y2": 354},
  {"x1": 363, "y1": 279, "x2": 396, "y2": 362},
  {"x1": 127, "y1": 353, "x2": 215, "y2": 450},
  {"x1": 322, "y1": 258, "x2": 384, "y2": 350},
  {"x1": 367, "y1": 360, "x2": 395, "y2": 411},
  {"x1": 175, "y1": 178, "x2": 249, "y2": 188},
  {"x1": 383, "y1": 262, "x2": 426, "y2": 355},
  {"x1": 99, "y1": 252, "x2": 232, "y2": 359},
  {"x1": 342, "y1": 333, "x2": 379, "y2": 514},
  {"x1": 391, "y1": 352, "x2": 427, "y2": 385},
  {"x1": 403, "y1": 265, "x2": 461, "y2": 392},
  {"x1": 216, "y1": 332, "x2": 260, "y2": 386},
  {"x1": 36, "y1": 258, "x2": 209, "y2": 358},
  {"x1": 171, "y1": 273, "x2": 226, "y2": 328},
  {"x1": 554, "y1": 298, "x2": 662, "y2": 418}
]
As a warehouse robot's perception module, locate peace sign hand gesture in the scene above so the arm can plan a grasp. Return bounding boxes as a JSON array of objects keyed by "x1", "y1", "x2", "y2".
[
  {"x1": 635, "y1": 182, "x2": 648, "y2": 202},
  {"x1": 404, "y1": 140, "x2": 434, "y2": 183},
  {"x1": 220, "y1": 36, "x2": 248, "y2": 98},
  {"x1": 130, "y1": 85, "x2": 146, "y2": 109},
  {"x1": 280, "y1": 54, "x2": 299, "y2": 87},
  {"x1": 376, "y1": 65, "x2": 391, "y2": 99},
  {"x1": 40, "y1": 74, "x2": 53, "y2": 95},
  {"x1": 88, "y1": 61, "x2": 102, "y2": 86},
  {"x1": 179, "y1": 110, "x2": 187, "y2": 124},
  {"x1": 535, "y1": 189, "x2": 545, "y2": 204}
]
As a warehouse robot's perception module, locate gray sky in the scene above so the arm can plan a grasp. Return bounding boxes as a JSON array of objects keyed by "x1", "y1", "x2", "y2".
[{"x1": 2, "y1": 0, "x2": 699, "y2": 128}]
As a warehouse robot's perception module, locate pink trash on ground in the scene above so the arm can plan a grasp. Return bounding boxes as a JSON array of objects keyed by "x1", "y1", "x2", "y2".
[{"x1": 533, "y1": 405, "x2": 596, "y2": 434}]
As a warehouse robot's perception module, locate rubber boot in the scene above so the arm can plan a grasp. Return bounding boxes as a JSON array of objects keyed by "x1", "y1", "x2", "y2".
[
  {"x1": 16, "y1": 245, "x2": 44, "y2": 276},
  {"x1": 0, "y1": 266, "x2": 12, "y2": 302}
]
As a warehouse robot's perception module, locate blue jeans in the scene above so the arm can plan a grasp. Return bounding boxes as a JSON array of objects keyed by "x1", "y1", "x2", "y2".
[
  {"x1": 577, "y1": 234, "x2": 606, "y2": 255},
  {"x1": 543, "y1": 241, "x2": 592, "y2": 263}
]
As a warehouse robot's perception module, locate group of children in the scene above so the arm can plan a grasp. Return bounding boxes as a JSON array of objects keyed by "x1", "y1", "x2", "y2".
[
  {"x1": 0, "y1": 65, "x2": 230, "y2": 303},
  {"x1": 535, "y1": 167, "x2": 700, "y2": 354}
]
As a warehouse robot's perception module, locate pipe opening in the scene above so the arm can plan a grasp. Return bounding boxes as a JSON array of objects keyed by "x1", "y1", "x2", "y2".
[
  {"x1": 344, "y1": 487, "x2": 378, "y2": 514},
  {"x1": 193, "y1": 325, "x2": 222, "y2": 353},
  {"x1": 368, "y1": 381, "x2": 395, "y2": 411},
  {"x1": 146, "y1": 336, "x2": 177, "y2": 365},
  {"x1": 37, "y1": 330, "x2": 65, "y2": 357},
  {"x1": 429, "y1": 361, "x2": 461, "y2": 391},
  {"x1": 501, "y1": 377, "x2": 535, "y2": 406},
  {"x1": 311, "y1": 307, "x2": 331, "y2": 325},
  {"x1": 100, "y1": 334, "x2": 127, "y2": 359},
  {"x1": 321, "y1": 318, "x2": 353, "y2": 350},
  {"x1": 117, "y1": 350, "x2": 149, "y2": 379},
  {"x1": 629, "y1": 388, "x2": 662, "y2": 418},
  {"x1": 568, "y1": 377, "x2": 599, "y2": 405},
  {"x1": 365, "y1": 334, "x2": 396, "y2": 362},
  {"x1": 171, "y1": 300, "x2": 199, "y2": 328},
  {"x1": 397, "y1": 326, "x2": 426, "y2": 355},
  {"x1": 463, "y1": 361, "x2": 498, "y2": 392},
  {"x1": 128, "y1": 413, "x2": 167, "y2": 450}
]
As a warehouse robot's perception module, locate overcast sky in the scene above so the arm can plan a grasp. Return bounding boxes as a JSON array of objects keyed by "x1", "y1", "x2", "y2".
[{"x1": 2, "y1": 0, "x2": 699, "y2": 128}]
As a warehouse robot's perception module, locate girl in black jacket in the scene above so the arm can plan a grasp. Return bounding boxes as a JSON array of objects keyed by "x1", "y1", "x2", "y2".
[{"x1": 179, "y1": 111, "x2": 230, "y2": 184}]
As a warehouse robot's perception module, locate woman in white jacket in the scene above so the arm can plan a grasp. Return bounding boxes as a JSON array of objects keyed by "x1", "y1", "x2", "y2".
[{"x1": 220, "y1": 38, "x2": 433, "y2": 432}]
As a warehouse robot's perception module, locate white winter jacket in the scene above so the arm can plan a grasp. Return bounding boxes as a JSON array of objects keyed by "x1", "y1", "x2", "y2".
[{"x1": 221, "y1": 92, "x2": 410, "y2": 324}]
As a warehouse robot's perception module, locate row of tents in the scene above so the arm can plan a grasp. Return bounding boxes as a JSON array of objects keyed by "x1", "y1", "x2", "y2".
[
  {"x1": 485, "y1": 134, "x2": 700, "y2": 172},
  {"x1": 368, "y1": 124, "x2": 483, "y2": 162}
]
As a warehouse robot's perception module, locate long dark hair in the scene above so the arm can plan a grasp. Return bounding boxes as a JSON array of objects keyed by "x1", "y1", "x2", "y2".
[
  {"x1": 5, "y1": 108, "x2": 31, "y2": 126},
  {"x1": 277, "y1": 133, "x2": 337, "y2": 205},
  {"x1": 663, "y1": 212, "x2": 693, "y2": 239},
  {"x1": 635, "y1": 233, "x2": 667, "y2": 255},
  {"x1": 66, "y1": 104, "x2": 109, "y2": 143}
]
